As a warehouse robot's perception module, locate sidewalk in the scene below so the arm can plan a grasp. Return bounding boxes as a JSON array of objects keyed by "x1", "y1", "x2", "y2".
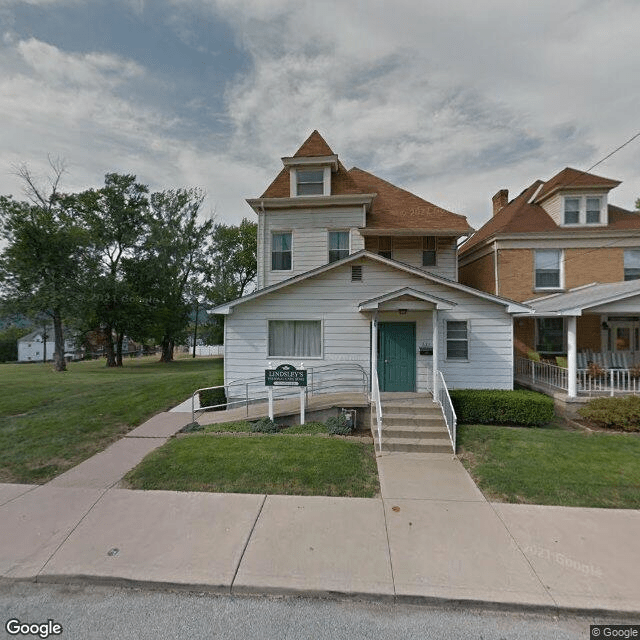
[{"x1": 1, "y1": 409, "x2": 638, "y2": 615}]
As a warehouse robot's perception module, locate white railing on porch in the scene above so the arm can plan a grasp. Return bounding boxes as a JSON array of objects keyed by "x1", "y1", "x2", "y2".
[
  {"x1": 371, "y1": 365, "x2": 383, "y2": 454},
  {"x1": 515, "y1": 356, "x2": 640, "y2": 396},
  {"x1": 435, "y1": 370, "x2": 457, "y2": 452}
]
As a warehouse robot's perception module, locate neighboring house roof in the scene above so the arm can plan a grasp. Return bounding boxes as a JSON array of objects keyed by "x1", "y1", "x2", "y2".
[
  {"x1": 460, "y1": 168, "x2": 639, "y2": 256},
  {"x1": 210, "y1": 250, "x2": 531, "y2": 315},
  {"x1": 18, "y1": 329, "x2": 50, "y2": 343},
  {"x1": 533, "y1": 167, "x2": 621, "y2": 203},
  {"x1": 522, "y1": 280, "x2": 640, "y2": 316},
  {"x1": 258, "y1": 130, "x2": 473, "y2": 236}
]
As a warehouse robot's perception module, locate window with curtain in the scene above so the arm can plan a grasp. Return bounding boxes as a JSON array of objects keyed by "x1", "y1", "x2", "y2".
[
  {"x1": 624, "y1": 250, "x2": 640, "y2": 281},
  {"x1": 446, "y1": 320, "x2": 468, "y2": 359},
  {"x1": 271, "y1": 232, "x2": 292, "y2": 270},
  {"x1": 328, "y1": 231, "x2": 349, "y2": 263},
  {"x1": 268, "y1": 320, "x2": 322, "y2": 357},
  {"x1": 535, "y1": 249, "x2": 561, "y2": 289}
]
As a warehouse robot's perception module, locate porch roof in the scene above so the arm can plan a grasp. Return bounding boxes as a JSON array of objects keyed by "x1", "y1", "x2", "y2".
[
  {"x1": 520, "y1": 280, "x2": 640, "y2": 316},
  {"x1": 358, "y1": 287, "x2": 456, "y2": 311}
]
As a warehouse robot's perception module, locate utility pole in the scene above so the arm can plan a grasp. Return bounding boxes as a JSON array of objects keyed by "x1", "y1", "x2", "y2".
[{"x1": 42, "y1": 322, "x2": 48, "y2": 363}]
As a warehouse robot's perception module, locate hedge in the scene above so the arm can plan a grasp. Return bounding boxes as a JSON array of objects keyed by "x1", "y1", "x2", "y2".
[
  {"x1": 198, "y1": 387, "x2": 227, "y2": 411},
  {"x1": 578, "y1": 396, "x2": 640, "y2": 431},
  {"x1": 449, "y1": 389, "x2": 554, "y2": 426}
]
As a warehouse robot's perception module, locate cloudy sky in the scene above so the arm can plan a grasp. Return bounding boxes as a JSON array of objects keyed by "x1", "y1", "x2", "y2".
[{"x1": 1, "y1": 0, "x2": 638, "y2": 230}]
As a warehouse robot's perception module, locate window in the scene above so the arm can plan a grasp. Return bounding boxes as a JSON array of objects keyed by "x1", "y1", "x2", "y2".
[
  {"x1": 328, "y1": 231, "x2": 349, "y2": 263},
  {"x1": 271, "y1": 232, "x2": 292, "y2": 271},
  {"x1": 378, "y1": 236, "x2": 392, "y2": 259},
  {"x1": 446, "y1": 320, "x2": 468, "y2": 359},
  {"x1": 268, "y1": 320, "x2": 321, "y2": 357},
  {"x1": 296, "y1": 169, "x2": 324, "y2": 196},
  {"x1": 536, "y1": 318, "x2": 564, "y2": 354},
  {"x1": 564, "y1": 198, "x2": 580, "y2": 224},
  {"x1": 586, "y1": 197, "x2": 601, "y2": 224},
  {"x1": 563, "y1": 195, "x2": 603, "y2": 225},
  {"x1": 422, "y1": 236, "x2": 437, "y2": 266},
  {"x1": 535, "y1": 250, "x2": 561, "y2": 289},
  {"x1": 624, "y1": 250, "x2": 640, "y2": 281}
]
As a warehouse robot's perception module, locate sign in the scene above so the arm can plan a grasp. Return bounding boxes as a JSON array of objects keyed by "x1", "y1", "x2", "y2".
[{"x1": 265, "y1": 363, "x2": 307, "y2": 387}]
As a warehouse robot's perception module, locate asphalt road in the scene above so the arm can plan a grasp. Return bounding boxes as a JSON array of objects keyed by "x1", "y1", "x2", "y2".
[{"x1": 0, "y1": 581, "x2": 625, "y2": 640}]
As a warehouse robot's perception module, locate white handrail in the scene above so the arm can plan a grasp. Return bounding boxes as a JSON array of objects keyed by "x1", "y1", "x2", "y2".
[
  {"x1": 371, "y1": 366, "x2": 383, "y2": 453},
  {"x1": 435, "y1": 370, "x2": 456, "y2": 453}
]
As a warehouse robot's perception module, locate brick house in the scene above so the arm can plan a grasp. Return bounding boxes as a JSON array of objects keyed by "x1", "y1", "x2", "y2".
[{"x1": 458, "y1": 167, "x2": 640, "y2": 396}]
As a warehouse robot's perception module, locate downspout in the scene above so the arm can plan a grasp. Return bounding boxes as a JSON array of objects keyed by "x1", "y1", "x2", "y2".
[{"x1": 494, "y1": 243, "x2": 499, "y2": 296}]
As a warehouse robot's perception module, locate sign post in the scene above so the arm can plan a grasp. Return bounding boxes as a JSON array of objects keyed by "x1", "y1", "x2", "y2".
[{"x1": 264, "y1": 363, "x2": 308, "y2": 425}]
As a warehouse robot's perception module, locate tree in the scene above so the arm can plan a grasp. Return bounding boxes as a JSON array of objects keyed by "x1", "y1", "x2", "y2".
[
  {"x1": 128, "y1": 188, "x2": 213, "y2": 362},
  {"x1": 204, "y1": 218, "x2": 257, "y2": 344},
  {"x1": 69, "y1": 174, "x2": 149, "y2": 366},
  {"x1": 0, "y1": 161, "x2": 89, "y2": 371}
]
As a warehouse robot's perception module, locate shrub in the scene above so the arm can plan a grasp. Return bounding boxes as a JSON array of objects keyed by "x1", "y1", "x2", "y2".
[
  {"x1": 578, "y1": 396, "x2": 640, "y2": 432},
  {"x1": 449, "y1": 389, "x2": 554, "y2": 426},
  {"x1": 326, "y1": 413, "x2": 353, "y2": 435},
  {"x1": 250, "y1": 417, "x2": 279, "y2": 433},
  {"x1": 198, "y1": 387, "x2": 227, "y2": 411},
  {"x1": 179, "y1": 422, "x2": 204, "y2": 433},
  {"x1": 527, "y1": 351, "x2": 541, "y2": 362}
]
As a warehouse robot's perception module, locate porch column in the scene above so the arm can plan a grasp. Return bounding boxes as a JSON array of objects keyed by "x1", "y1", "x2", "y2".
[
  {"x1": 371, "y1": 312, "x2": 378, "y2": 394},
  {"x1": 567, "y1": 315, "x2": 577, "y2": 398},
  {"x1": 432, "y1": 308, "x2": 439, "y2": 399}
]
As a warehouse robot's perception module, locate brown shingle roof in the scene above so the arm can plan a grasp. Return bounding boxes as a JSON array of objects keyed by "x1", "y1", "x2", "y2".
[
  {"x1": 534, "y1": 167, "x2": 620, "y2": 203},
  {"x1": 293, "y1": 130, "x2": 335, "y2": 157},
  {"x1": 460, "y1": 174, "x2": 639, "y2": 256},
  {"x1": 348, "y1": 167, "x2": 472, "y2": 233}
]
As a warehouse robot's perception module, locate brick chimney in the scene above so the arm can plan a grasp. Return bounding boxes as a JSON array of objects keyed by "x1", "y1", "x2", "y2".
[{"x1": 492, "y1": 189, "x2": 508, "y2": 216}]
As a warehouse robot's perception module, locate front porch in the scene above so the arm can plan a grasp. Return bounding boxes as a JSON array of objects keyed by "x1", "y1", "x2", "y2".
[{"x1": 515, "y1": 279, "x2": 640, "y2": 399}]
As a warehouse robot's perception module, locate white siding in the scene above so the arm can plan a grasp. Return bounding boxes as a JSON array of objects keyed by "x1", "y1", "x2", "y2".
[
  {"x1": 540, "y1": 194, "x2": 563, "y2": 225},
  {"x1": 261, "y1": 206, "x2": 365, "y2": 288},
  {"x1": 224, "y1": 258, "x2": 514, "y2": 397}
]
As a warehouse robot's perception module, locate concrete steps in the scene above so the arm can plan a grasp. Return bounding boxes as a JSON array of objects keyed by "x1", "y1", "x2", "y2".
[{"x1": 372, "y1": 396, "x2": 452, "y2": 454}]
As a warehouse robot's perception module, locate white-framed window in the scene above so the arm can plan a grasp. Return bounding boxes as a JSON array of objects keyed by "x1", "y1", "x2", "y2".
[
  {"x1": 296, "y1": 169, "x2": 325, "y2": 196},
  {"x1": 422, "y1": 236, "x2": 437, "y2": 266},
  {"x1": 534, "y1": 249, "x2": 562, "y2": 289},
  {"x1": 268, "y1": 320, "x2": 322, "y2": 357},
  {"x1": 446, "y1": 320, "x2": 468, "y2": 360},
  {"x1": 563, "y1": 195, "x2": 604, "y2": 225},
  {"x1": 536, "y1": 317, "x2": 565, "y2": 354},
  {"x1": 378, "y1": 236, "x2": 392, "y2": 259},
  {"x1": 271, "y1": 232, "x2": 292, "y2": 271},
  {"x1": 624, "y1": 249, "x2": 640, "y2": 281},
  {"x1": 328, "y1": 230, "x2": 349, "y2": 263}
]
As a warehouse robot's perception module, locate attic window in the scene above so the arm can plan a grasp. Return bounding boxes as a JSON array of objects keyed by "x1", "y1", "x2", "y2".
[
  {"x1": 378, "y1": 237, "x2": 392, "y2": 259},
  {"x1": 351, "y1": 265, "x2": 363, "y2": 282},
  {"x1": 563, "y1": 195, "x2": 604, "y2": 225},
  {"x1": 296, "y1": 169, "x2": 324, "y2": 196}
]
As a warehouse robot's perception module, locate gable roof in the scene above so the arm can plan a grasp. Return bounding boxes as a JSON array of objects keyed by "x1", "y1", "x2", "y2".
[
  {"x1": 210, "y1": 250, "x2": 531, "y2": 315},
  {"x1": 293, "y1": 130, "x2": 335, "y2": 157},
  {"x1": 460, "y1": 169, "x2": 638, "y2": 256},
  {"x1": 534, "y1": 167, "x2": 620, "y2": 203},
  {"x1": 348, "y1": 168, "x2": 473, "y2": 235}
]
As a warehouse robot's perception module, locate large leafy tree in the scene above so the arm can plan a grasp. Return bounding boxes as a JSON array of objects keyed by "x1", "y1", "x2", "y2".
[
  {"x1": 204, "y1": 218, "x2": 257, "y2": 344},
  {"x1": 0, "y1": 162, "x2": 90, "y2": 371},
  {"x1": 69, "y1": 174, "x2": 149, "y2": 366},
  {"x1": 129, "y1": 188, "x2": 213, "y2": 362}
]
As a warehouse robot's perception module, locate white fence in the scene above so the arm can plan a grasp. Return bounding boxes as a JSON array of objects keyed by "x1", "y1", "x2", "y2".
[
  {"x1": 193, "y1": 345, "x2": 224, "y2": 356},
  {"x1": 515, "y1": 357, "x2": 640, "y2": 396}
]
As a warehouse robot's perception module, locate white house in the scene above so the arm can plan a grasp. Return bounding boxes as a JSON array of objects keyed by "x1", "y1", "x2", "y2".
[
  {"x1": 17, "y1": 328, "x2": 76, "y2": 362},
  {"x1": 211, "y1": 131, "x2": 530, "y2": 403}
]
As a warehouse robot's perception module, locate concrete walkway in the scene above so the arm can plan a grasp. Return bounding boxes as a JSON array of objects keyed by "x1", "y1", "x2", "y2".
[{"x1": 0, "y1": 408, "x2": 638, "y2": 615}]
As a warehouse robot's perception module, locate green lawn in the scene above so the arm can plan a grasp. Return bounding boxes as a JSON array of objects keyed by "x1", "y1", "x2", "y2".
[
  {"x1": 124, "y1": 434, "x2": 379, "y2": 497},
  {"x1": 0, "y1": 356, "x2": 222, "y2": 484},
  {"x1": 458, "y1": 424, "x2": 640, "y2": 508}
]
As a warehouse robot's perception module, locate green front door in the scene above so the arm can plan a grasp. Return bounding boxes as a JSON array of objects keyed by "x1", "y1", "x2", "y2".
[{"x1": 377, "y1": 322, "x2": 416, "y2": 392}]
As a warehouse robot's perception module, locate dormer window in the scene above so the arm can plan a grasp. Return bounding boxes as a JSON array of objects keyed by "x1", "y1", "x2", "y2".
[
  {"x1": 296, "y1": 169, "x2": 324, "y2": 196},
  {"x1": 563, "y1": 195, "x2": 604, "y2": 225}
]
